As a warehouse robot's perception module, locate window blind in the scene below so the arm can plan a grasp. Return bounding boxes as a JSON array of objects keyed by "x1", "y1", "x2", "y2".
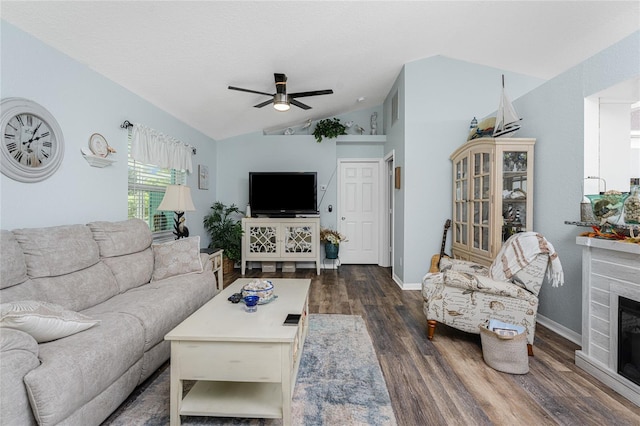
[{"x1": 127, "y1": 136, "x2": 186, "y2": 235}]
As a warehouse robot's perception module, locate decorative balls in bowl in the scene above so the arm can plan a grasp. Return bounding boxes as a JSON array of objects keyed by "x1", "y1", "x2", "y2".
[{"x1": 242, "y1": 279, "x2": 275, "y2": 304}]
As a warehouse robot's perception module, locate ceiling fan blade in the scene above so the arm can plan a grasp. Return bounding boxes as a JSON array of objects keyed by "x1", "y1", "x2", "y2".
[
  {"x1": 291, "y1": 99, "x2": 312, "y2": 110},
  {"x1": 253, "y1": 99, "x2": 274, "y2": 108},
  {"x1": 274, "y1": 73, "x2": 287, "y2": 94},
  {"x1": 289, "y1": 89, "x2": 334, "y2": 98},
  {"x1": 228, "y1": 86, "x2": 273, "y2": 97}
]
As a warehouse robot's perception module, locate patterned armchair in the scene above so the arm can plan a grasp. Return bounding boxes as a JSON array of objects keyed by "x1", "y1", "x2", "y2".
[{"x1": 422, "y1": 232, "x2": 563, "y2": 356}]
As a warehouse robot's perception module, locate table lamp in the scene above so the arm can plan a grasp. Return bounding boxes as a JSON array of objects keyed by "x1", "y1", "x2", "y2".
[{"x1": 157, "y1": 185, "x2": 196, "y2": 239}]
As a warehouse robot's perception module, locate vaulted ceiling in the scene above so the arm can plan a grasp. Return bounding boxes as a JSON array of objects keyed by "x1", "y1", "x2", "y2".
[{"x1": 2, "y1": 1, "x2": 639, "y2": 140}]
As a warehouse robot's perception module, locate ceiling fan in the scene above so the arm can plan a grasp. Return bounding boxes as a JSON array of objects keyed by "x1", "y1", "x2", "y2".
[{"x1": 228, "y1": 73, "x2": 333, "y2": 111}]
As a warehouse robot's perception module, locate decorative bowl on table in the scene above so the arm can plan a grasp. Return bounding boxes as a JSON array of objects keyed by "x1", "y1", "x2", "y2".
[
  {"x1": 585, "y1": 192, "x2": 628, "y2": 224},
  {"x1": 242, "y1": 279, "x2": 275, "y2": 304}
]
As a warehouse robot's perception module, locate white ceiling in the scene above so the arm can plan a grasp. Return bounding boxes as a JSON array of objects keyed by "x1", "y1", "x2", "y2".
[{"x1": 2, "y1": 1, "x2": 639, "y2": 140}]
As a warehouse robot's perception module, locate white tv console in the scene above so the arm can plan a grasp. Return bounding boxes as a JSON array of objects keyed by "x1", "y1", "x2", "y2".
[{"x1": 241, "y1": 217, "x2": 321, "y2": 275}]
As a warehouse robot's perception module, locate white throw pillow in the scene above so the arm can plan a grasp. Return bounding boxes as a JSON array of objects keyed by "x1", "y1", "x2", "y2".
[
  {"x1": 0, "y1": 300, "x2": 100, "y2": 343},
  {"x1": 151, "y1": 236, "x2": 203, "y2": 281}
]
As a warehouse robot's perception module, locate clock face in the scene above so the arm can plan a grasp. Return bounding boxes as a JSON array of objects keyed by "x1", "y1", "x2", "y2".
[
  {"x1": 3, "y1": 113, "x2": 56, "y2": 168},
  {"x1": 1, "y1": 98, "x2": 64, "y2": 183}
]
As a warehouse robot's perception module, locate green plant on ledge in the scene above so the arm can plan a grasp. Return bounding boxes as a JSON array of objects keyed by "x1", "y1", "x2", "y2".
[
  {"x1": 313, "y1": 118, "x2": 347, "y2": 143},
  {"x1": 203, "y1": 202, "x2": 244, "y2": 263}
]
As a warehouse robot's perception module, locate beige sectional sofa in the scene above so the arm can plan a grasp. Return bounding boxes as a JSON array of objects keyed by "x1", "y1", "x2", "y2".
[{"x1": 0, "y1": 219, "x2": 218, "y2": 425}]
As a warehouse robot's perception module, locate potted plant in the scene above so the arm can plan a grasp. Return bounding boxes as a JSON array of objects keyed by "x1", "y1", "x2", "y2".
[
  {"x1": 203, "y1": 202, "x2": 244, "y2": 274},
  {"x1": 320, "y1": 228, "x2": 347, "y2": 259},
  {"x1": 313, "y1": 118, "x2": 347, "y2": 143}
]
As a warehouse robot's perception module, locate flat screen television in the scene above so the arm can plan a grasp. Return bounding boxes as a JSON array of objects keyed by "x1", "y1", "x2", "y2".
[{"x1": 249, "y1": 172, "x2": 318, "y2": 217}]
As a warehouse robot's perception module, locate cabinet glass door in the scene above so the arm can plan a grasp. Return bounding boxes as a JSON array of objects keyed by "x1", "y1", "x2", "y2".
[
  {"x1": 247, "y1": 226, "x2": 278, "y2": 254},
  {"x1": 471, "y1": 152, "x2": 491, "y2": 253},
  {"x1": 284, "y1": 225, "x2": 314, "y2": 254},
  {"x1": 453, "y1": 157, "x2": 468, "y2": 246},
  {"x1": 501, "y1": 151, "x2": 528, "y2": 241}
]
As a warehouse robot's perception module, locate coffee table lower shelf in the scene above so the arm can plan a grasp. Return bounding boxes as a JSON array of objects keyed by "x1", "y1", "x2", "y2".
[{"x1": 181, "y1": 381, "x2": 283, "y2": 419}]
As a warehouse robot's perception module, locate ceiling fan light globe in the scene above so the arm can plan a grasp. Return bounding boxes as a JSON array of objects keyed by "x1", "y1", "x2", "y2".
[
  {"x1": 273, "y1": 102, "x2": 290, "y2": 111},
  {"x1": 273, "y1": 93, "x2": 290, "y2": 111}
]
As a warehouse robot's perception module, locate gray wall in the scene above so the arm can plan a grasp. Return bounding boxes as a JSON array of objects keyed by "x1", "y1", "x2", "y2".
[
  {"x1": 0, "y1": 22, "x2": 218, "y2": 244},
  {"x1": 514, "y1": 31, "x2": 640, "y2": 334},
  {"x1": 383, "y1": 67, "x2": 406, "y2": 281},
  {"x1": 214, "y1": 105, "x2": 384, "y2": 231},
  {"x1": 388, "y1": 56, "x2": 544, "y2": 285}
]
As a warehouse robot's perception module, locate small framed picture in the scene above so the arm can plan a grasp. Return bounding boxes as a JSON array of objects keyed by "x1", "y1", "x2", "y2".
[{"x1": 198, "y1": 165, "x2": 209, "y2": 190}]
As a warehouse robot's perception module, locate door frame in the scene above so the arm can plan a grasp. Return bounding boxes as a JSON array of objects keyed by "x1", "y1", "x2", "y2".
[
  {"x1": 336, "y1": 157, "x2": 387, "y2": 266},
  {"x1": 382, "y1": 151, "x2": 394, "y2": 269}
]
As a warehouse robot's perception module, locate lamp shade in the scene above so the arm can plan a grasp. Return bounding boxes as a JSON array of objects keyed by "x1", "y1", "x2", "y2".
[{"x1": 157, "y1": 185, "x2": 195, "y2": 212}]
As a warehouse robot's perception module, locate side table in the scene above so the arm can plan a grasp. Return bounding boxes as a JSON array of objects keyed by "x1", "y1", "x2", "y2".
[{"x1": 201, "y1": 248, "x2": 224, "y2": 291}]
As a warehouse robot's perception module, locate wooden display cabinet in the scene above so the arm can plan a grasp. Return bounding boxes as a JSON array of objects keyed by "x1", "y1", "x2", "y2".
[{"x1": 450, "y1": 137, "x2": 535, "y2": 265}]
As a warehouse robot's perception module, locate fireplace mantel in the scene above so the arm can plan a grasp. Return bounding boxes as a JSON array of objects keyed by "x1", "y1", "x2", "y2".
[{"x1": 575, "y1": 236, "x2": 640, "y2": 406}]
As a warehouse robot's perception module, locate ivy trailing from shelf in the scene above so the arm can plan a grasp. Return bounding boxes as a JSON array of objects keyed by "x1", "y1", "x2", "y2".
[{"x1": 313, "y1": 118, "x2": 347, "y2": 143}]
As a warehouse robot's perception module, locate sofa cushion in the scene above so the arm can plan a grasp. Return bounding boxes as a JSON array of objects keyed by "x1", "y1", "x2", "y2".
[
  {"x1": 88, "y1": 219, "x2": 152, "y2": 258},
  {"x1": 102, "y1": 248, "x2": 154, "y2": 293},
  {"x1": 151, "y1": 236, "x2": 203, "y2": 281},
  {"x1": 0, "y1": 261, "x2": 120, "y2": 312},
  {"x1": 0, "y1": 328, "x2": 39, "y2": 426},
  {"x1": 0, "y1": 230, "x2": 28, "y2": 289},
  {"x1": 23, "y1": 311, "x2": 145, "y2": 426},
  {"x1": 0, "y1": 300, "x2": 100, "y2": 343},
  {"x1": 83, "y1": 271, "x2": 216, "y2": 351},
  {"x1": 12, "y1": 225, "x2": 99, "y2": 278}
]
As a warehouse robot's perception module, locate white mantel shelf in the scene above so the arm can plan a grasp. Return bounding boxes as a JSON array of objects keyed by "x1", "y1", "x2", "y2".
[
  {"x1": 575, "y1": 236, "x2": 640, "y2": 406},
  {"x1": 576, "y1": 236, "x2": 640, "y2": 255}
]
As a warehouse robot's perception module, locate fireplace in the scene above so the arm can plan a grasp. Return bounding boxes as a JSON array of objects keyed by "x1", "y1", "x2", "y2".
[
  {"x1": 619, "y1": 296, "x2": 640, "y2": 387},
  {"x1": 575, "y1": 236, "x2": 640, "y2": 406}
]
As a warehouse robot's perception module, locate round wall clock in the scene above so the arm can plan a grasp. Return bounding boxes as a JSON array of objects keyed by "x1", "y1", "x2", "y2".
[
  {"x1": 1, "y1": 98, "x2": 65, "y2": 183},
  {"x1": 89, "y1": 133, "x2": 109, "y2": 157}
]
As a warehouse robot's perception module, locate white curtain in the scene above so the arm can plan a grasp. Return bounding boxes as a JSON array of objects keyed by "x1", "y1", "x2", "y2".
[{"x1": 130, "y1": 123, "x2": 193, "y2": 173}]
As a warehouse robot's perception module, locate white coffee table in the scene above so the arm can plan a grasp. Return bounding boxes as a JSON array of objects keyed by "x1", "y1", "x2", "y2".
[{"x1": 165, "y1": 278, "x2": 311, "y2": 426}]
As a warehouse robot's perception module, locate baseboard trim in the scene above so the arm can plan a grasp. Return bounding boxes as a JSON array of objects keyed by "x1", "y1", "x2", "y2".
[
  {"x1": 536, "y1": 313, "x2": 582, "y2": 346},
  {"x1": 390, "y1": 274, "x2": 421, "y2": 291},
  {"x1": 402, "y1": 282, "x2": 422, "y2": 290},
  {"x1": 391, "y1": 273, "x2": 403, "y2": 289}
]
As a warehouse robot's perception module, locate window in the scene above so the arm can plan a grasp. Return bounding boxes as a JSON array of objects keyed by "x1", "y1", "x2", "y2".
[{"x1": 128, "y1": 136, "x2": 186, "y2": 237}]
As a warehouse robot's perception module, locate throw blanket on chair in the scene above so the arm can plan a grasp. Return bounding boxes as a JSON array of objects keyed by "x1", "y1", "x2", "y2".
[{"x1": 490, "y1": 232, "x2": 564, "y2": 287}]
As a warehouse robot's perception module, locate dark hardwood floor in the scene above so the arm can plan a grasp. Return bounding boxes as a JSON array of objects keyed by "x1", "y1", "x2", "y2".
[{"x1": 226, "y1": 265, "x2": 640, "y2": 426}]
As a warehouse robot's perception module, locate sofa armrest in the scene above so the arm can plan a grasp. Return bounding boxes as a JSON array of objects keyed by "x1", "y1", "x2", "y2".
[
  {"x1": 439, "y1": 257, "x2": 489, "y2": 276},
  {"x1": 443, "y1": 270, "x2": 538, "y2": 303},
  {"x1": 200, "y1": 253, "x2": 213, "y2": 272},
  {"x1": 0, "y1": 328, "x2": 40, "y2": 425}
]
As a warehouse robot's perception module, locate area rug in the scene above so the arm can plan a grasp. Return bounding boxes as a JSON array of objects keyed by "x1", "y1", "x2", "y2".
[{"x1": 103, "y1": 314, "x2": 396, "y2": 426}]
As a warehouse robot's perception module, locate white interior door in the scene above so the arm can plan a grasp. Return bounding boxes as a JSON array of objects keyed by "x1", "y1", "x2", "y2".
[{"x1": 338, "y1": 160, "x2": 380, "y2": 264}]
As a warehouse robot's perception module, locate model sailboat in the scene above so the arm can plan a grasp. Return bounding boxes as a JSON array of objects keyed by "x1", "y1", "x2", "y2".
[{"x1": 493, "y1": 75, "x2": 522, "y2": 137}]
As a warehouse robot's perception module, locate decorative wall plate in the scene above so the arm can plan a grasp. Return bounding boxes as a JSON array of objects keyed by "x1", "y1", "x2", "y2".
[{"x1": 89, "y1": 133, "x2": 109, "y2": 158}]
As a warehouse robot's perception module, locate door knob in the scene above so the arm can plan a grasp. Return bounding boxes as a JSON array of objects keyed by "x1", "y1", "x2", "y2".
[{"x1": 341, "y1": 217, "x2": 345, "y2": 220}]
